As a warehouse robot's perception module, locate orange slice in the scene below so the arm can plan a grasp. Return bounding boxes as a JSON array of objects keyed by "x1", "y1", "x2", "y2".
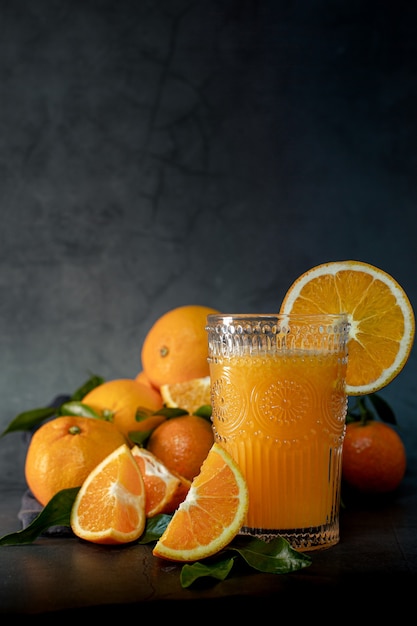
[
  {"x1": 70, "y1": 444, "x2": 146, "y2": 545},
  {"x1": 131, "y1": 446, "x2": 191, "y2": 517},
  {"x1": 160, "y1": 376, "x2": 211, "y2": 414},
  {"x1": 280, "y1": 260, "x2": 415, "y2": 395},
  {"x1": 152, "y1": 442, "x2": 249, "y2": 562}
]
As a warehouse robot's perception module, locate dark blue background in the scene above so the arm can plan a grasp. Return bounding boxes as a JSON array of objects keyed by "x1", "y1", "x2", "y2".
[{"x1": 1, "y1": 0, "x2": 416, "y2": 483}]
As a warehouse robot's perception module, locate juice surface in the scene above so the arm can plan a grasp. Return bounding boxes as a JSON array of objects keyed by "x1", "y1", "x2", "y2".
[{"x1": 209, "y1": 351, "x2": 347, "y2": 531}]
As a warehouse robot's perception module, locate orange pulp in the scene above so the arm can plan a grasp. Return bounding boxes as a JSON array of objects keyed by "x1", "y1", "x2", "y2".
[{"x1": 209, "y1": 350, "x2": 347, "y2": 533}]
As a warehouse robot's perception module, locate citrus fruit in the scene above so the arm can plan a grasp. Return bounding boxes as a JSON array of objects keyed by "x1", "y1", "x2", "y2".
[
  {"x1": 141, "y1": 304, "x2": 219, "y2": 390},
  {"x1": 81, "y1": 378, "x2": 164, "y2": 439},
  {"x1": 70, "y1": 444, "x2": 146, "y2": 544},
  {"x1": 131, "y1": 446, "x2": 191, "y2": 517},
  {"x1": 25, "y1": 416, "x2": 128, "y2": 506},
  {"x1": 135, "y1": 370, "x2": 156, "y2": 389},
  {"x1": 342, "y1": 420, "x2": 407, "y2": 494},
  {"x1": 146, "y1": 414, "x2": 214, "y2": 481},
  {"x1": 160, "y1": 376, "x2": 211, "y2": 415},
  {"x1": 153, "y1": 442, "x2": 249, "y2": 562},
  {"x1": 280, "y1": 260, "x2": 415, "y2": 395}
]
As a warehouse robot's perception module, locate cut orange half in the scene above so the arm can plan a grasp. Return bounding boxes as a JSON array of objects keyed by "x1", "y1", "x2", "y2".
[
  {"x1": 152, "y1": 442, "x2": 249, "y2": 562},
  {"x1": 280, "y1": 260, "x2": 415, "y2": 395},
  {"x1": 160, "y1": 376, "x2": 211, "y2": 414},
  {"x1": 70, "y1": 444, "x2": 146, "y2": 545},
  {"x1": 131, "y1": 446, "x2": 191, "y2": 517}
]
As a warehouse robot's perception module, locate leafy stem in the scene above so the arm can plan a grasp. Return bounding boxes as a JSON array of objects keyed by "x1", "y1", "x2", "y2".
[
  {"x1": 0, "y1": 374, "x2": 212, "y2": 440},
  {"x1": 0, "y1": 374, "x2": 105, "y2": 438},
  {"x1": 346, "y1": 392, "x2": 397, "y2": 426},
  {"x1": 0, "y1": 489, "x2": 312, "y2": 587}
]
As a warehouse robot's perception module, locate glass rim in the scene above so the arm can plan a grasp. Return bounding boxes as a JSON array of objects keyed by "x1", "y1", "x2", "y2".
[{"x1": 206, "y1": 312, "x2": 349, "y2": 322}]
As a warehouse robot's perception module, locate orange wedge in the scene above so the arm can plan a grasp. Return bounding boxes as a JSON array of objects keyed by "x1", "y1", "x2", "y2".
[
  {"x1": 131, "y1": 446, "x2": 191, "y2": 517},
  {"x1": 152, "y1": 442, "x2": 249, "y2": 562},
  {"x1": 160, "y1": 376, "x2": 211, "y2": 414},
  {"x1": 280, "y1": 260, "x2": 415, "y2": 395},
  {"x1": 70, "y1": 444, "x2": 146, "y2": 545}
]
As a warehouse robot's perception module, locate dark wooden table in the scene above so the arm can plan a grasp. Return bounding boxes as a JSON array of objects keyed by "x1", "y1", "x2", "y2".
[{"x1": 0, "y1": 473, "x2": 416, "y2": 619}]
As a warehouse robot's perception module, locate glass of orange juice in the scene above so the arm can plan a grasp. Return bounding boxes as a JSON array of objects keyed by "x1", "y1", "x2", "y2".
[{"x1": 206, "y1": 313, "x2": 350, "y2": 551}]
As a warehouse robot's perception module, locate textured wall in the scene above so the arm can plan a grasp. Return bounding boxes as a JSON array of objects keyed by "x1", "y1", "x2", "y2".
[{"x1": 1, "y1": 0, "x2": 416, "y2": 482}]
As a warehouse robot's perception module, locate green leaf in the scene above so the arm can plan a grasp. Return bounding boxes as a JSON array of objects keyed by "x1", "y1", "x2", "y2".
[
  {"x1": 57, "y1": 401, "x2": 105, "y2": 420},
  {"x1": 129, "y1": 406, "x2": 194, "y2": 446},
  {"x1": 175, "y1": 535, "x2": 312, "y2": 588},
  {"x1": 227, "y1": 535, "x2": 312, "y2": 574},
  {"x1": 180, "y1": 556, "x2": 236, "y2": 587},
  {"x1": 346, "y1": 393, "x2": 398, "y2": 427},
  {"x1": 0, "y1": 406, "x2": 57, "y2": 437},
  {"x1": 0, "y1": 487, "x2": 79, "y2": 546},
  {"x1": 194, "y1": 405, "x2": 212, "y2": 420},
  {"x1": 368, "y1": 393, "x2": 397, "y2": 425},
  {"x1": 128, "y1": 430, "x2": 154, "y2": 446},
  {"x1": 156, "y1": 407, "x2": 189, "y2": 418},
  {"x1": 0, "y1": 375, "x2": 106, "y2": 438},
  {"x1": 137, "y1": 514, "x2": 172, "y2": 543},
  {"x1": 70, "y1": 374, "x2": 105, "y2": 401},
  {"x1": 134, "y1": 407, "x2": 155, "y2": 422}
]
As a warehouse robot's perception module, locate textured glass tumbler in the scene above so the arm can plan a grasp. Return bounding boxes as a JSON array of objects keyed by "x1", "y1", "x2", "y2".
[{"x1": 206, "y1": 313, "x2": 350, "y2": 551}]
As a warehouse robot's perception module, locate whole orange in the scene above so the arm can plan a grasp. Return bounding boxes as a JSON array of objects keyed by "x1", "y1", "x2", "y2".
[
  {"x1": 146, "y1": 414, "x2": 214, "y2": 481},
  {"x1": 25, "y1": 416, "x2": 127, "y2": 506},
  {"x1": 141, "y1": 304, "x2": 219, "y2": 390},
  {"x1": 342, "y1": 420, "x2": 407, "y2": 494},
  {"x1": 135, "y1": 370, "x2": 156, "y2": 389},
  {"x1": 81, "y1": 378, "x2": 164, "y2": 439}
]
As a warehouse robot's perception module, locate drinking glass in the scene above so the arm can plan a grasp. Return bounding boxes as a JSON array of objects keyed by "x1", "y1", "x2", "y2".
[{"x1": 206, "y1": 313, "x2": 350, "y2": 551}]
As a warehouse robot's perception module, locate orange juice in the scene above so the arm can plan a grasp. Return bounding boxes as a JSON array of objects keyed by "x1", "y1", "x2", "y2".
[{"x1": 206, "y1": 313, "x2": 349, "y2": 550}]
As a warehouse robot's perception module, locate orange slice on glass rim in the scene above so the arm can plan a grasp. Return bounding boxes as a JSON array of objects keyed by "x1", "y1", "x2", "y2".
[
  {"x1": 153, "y1": 442, "x2": 249, "y2": 562},
  {"x1": 280, "y1": 260, "x2": 415, "y2": 396},
  {"x1": 70, "y1": 444, "x2": 146, "y2": 545}
]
